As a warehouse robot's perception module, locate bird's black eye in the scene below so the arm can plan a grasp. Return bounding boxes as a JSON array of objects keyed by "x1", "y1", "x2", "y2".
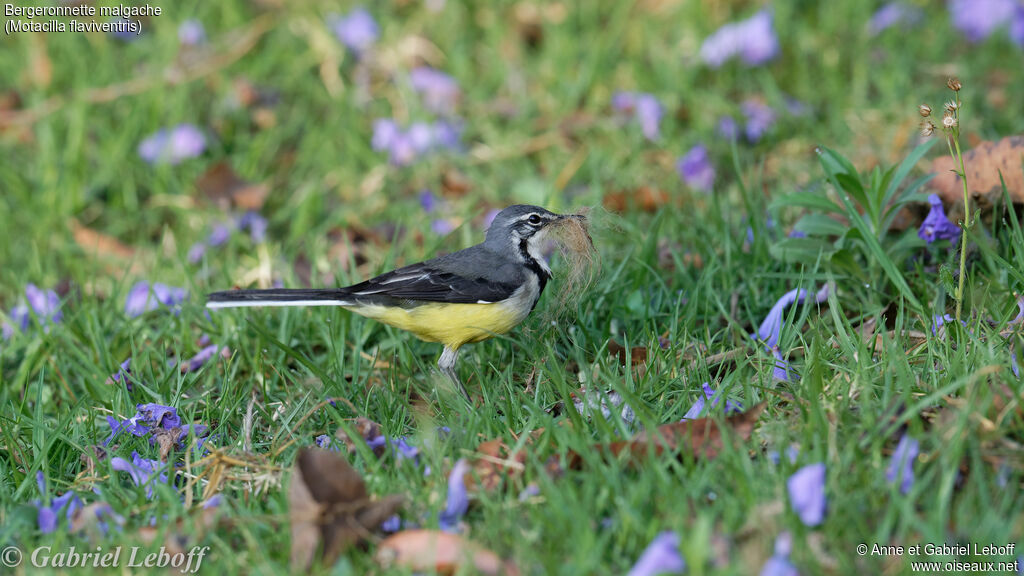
[{"x1": 527, "y1": 214, "x2": 542, "y2": 225}]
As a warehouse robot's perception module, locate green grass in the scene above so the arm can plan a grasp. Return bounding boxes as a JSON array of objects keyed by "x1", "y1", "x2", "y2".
[{"x1": 2, "y1": 0, "x2": 1024, "y2": 574}]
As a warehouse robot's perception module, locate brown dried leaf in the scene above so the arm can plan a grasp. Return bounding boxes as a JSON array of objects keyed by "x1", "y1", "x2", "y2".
[
  {"x1": 581, "y1": 402, "x2": 765, "y2": 466},
  {"x1": 602, "y1": 186, "x2": 670, "y2": 213},
  {"x1": 334, "y1": 417, "x2": 386, "y2": 456},
  {"x1": 70, "y1": 220, "x2": 136, "y2": 260},
  {"x1": 376, "y1": 530, "x2": 518, "y2": 576},
  {"x1": 469, "y1": 439, "x2": 526, "y2": 492},
  {"x1": 151, "y1": 428, "x2": 180, "y2": 462},
  {"x1": 930, "y1": 135, "x2": 1024, "y2": 211},
  {"x1": 607, "y1": 340, "x2": 648, "y2": 366},
  {"x1": 289, "y1": 448, "x2": 404, "y2": 570},
  {"x1": 196, "y1": 162, "x2": 270, "y2": 211},
  {"x1": 441, "y1": 168, "x2": 473, "y2": 195}
]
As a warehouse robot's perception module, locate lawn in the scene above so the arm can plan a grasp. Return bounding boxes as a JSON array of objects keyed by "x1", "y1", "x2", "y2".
[{"x1": 2, "y1": 0, "x2": 1024, "y2": 574}]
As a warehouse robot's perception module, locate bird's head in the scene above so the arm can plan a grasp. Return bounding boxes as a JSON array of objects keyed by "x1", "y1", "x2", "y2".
[{"x1": 484, "y1": 205, "x2": 581, "y2": 273}]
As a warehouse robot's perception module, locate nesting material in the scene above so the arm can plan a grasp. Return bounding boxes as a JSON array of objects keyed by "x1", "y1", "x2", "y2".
[{"x1": 544, "y1": 208, "x2": 600, "y2": 316}]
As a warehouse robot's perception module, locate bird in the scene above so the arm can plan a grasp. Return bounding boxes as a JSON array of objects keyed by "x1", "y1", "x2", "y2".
[{"x1": 206, "y1": 205, "x2": 581, "y2": 400}]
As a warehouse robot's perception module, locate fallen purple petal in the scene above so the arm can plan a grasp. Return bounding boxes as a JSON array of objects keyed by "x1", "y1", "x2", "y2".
[
  {"x1": 124, "y1": 281, "x2": 188, "y2": 317},
  {"x1": 612, "y1": 92, "x2": 663, "y2": 142},
  {"x1": 760, "y1": 531, "x2": 799, "y2": 576},
  {"x1": 700, "y1": 9, "x2": 779, "y2": 68},
  {"x1": 237, "y1": 212, "x2": 268, "y2": 243},
  {"x1": 438, "y1": 459, "x2": 470, "y2": 532},
  {"x1": 752, "y1": 286, "x2": 830, "y2": 348},
  {"x1": 787, "y1": 463, "x2": 826, "y2": 526},
  {"x1": 136, "y1": 403, "x2": 181, "y2": 430},
  {"x1": 179, "y1": 344, "x2": 224, "y2": 373},
  {"x1": 741, "y1": 99, "x2": 776, "y2": 143},
  {"x1": 868, "y1": 2, "x2": 922, "y2": 36},
  {"x1": 885, "y1": 434, "x2": 919, "y2": 494},
  {"x1": 918, "y1": 194, "x2": 960, "y2": 245},
  {"x1": 178, "y1": 19, "x2": 206, "y2": 45},
  {"x1": 328, "y1": 8, "x2": 378, "y2": 53},
  {"x1": 138, "y1": 124, "x2": 206, "y2": 165},
  {"x1": 677, "y1": 144, "x2": 716, "y2": 192},
  {"x1": 410, "y1": 67, "x2": 460, "y2": 115},
  {"x1": 111, "y1": 451, "x2": 168, "y2": 499},
  {"x1": 948, "y1": 0, "x2": 1017, "y2": 42},
  {"x1": 682, "y1": 382, "x2": 743, "y2": 420},
  {"x1": 627, "y1": 531, "x2": 686, "y2": 576}
]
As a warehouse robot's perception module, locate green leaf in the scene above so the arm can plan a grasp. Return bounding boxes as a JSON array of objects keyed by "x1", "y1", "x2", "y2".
[
  {"x1": 882, "y1": 139, "x2": 938, "y2": 209},
  {"x1": 769, "y1": 237, "x2": 835, "y2": 264},
  {"x1": 819, "y1": 151, "x2": 923, "y2": 311},
  {"x1": 794, "y1": 213, "x2": 849, "y2": 237},
  {"x1": 770, "y1": 191, "x2": 842, "y2": 214}
]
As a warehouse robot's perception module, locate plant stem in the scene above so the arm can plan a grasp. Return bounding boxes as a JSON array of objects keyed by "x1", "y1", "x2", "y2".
[{"x1": 949, "y1": 94, "x2": 970, "y2": 323}]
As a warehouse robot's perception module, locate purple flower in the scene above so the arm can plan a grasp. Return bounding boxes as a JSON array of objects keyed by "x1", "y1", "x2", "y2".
[
  {"x1": 787, "y1": 463, "x2": 826, "y2": 526},
  {"x1": 868, "y1": 2, "x2": 922, "y2": 36},
  {"x1": 371, "y1": 119, "x2": 463, "y2": 166},
  {"x1": 328, "y1": 8, "x2": 378, "y2": 53},
  {"x1": 137, "y1": 403, "x2": 182, "y2": 430},
  {"x1": 111, "y1": 451, "x2": 168, "y2": 499},
  {"x1": 237, "y1": 212, "x2": 267, "y2": 243},
  {"x1": 208, "y1": 223, "x2": 232, "y2": 247},
  {"x1": 1011, "y1": 293, "x2": 1024, "y2": 325},
  {"x1": 682, "y1": 382, "x2": 743, "y2": 420},
  {"x1": 33, "y1": 472, "x2": 83, "y2": 534},
  {"x1": 741, "y1": 100, "x2": 776, "y2": 143},
  {"x1": 179, "y1": 344, "x2": 228, "y2": 373},
  {"x1": 788, "y1": 229, "x2": 807, "y2": 239},
  {"x1": 410, "y1": 67, "x2": 460, "y2": 115},
  {"x1": 772, "y1": 347, "x2": 793, "y2": 382},
  {"x1": 392, "y1": 437, "x2": 420, "y2": 462},
  {"x1": 769, "y1": 445, "x2": 801, "y2": 466},
  {"x1": 381, "y1": 514, "x2": 402, "y2": 533},
  {"x1": 419, "y1": 190, "x2": 439, "y2": 212},
  {"x1": 438, "y1": 459, "x2": 470, "y2": 532},
  {"x1": 948, "y1": 0, "x2": 1017, "y2": 42},
  {"x1": 483, "y1": 209, "x2": 501, "y2": 230},
  {"x1": 760, "y1": 532, "x2": 799, "y2": 576},
  {"x1": 700, "y1": 10, "x2": 779, "y2": 68},
  {"x1": 431, "y1": 219, "x2": 455, "y2": 236},
  {"x1": 315, "y1": 434, "x2": 333, "y2": 449},
  {"x1": 752, "y1": 285, "x2": 831, "y2": 348},
  {"x1": 124, "y1": 281, "x2": 187, "y2": 317},
  {"x1": 372, "y1": 119, "x2": 399, "y2": 151},
  {"x1": 178, "y1": 20, "x2": 206, "y2": 45},
  {"x1": 886, "y1": 434, "x2": 919, "y2": 494},
  {"x1": 108, "y1": 358, "x2": 133, "y2": 390},
  {"x1": 627, "y1": 531, "x2": 686, "y2": 576},
  {"x1": 1012, "y1": 5, "x2": 1024, "y2": 46},
  {"x1": 677, "y1": 145, "x2": 716, "y2": 192},
  {"x1": 717, "y1": 116, "x2": 740, "y2": 141},
  {"x1": 187, "y1": 243, "x2": 207, "y2": 264},
  {"x1": 919, "y1": 194, "x2": 960, "y2": 245},
  {"x1": 4, "y1": 284, "x2": 62, "y2": 338},
  {"x1": 612, "y1": 92, "x2": 663, "y2": 141},
  {"x1": 138, "y1": 124, "x2": 206, "y2": 165}
]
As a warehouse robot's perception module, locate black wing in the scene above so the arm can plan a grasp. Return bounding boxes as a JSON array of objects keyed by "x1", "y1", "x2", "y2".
[{"x1": 344, "y1": 259, "x2": 521, "y2": 305}]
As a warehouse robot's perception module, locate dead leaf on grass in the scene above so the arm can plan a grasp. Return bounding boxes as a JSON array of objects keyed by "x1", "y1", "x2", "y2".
[
  {"x1": 376, "y1": 530, "x2": 519, "y2": 576},
  {"x1": 603, "y1": 185, "x2": 671, "y2": 213},
  {"x1": 288, "y1": 448, "x2": 403, "y2": 570},
  {"x1": 573, "y1": 402, "x2": 766, "y2": 467},
  {"x1": 196, "y1": 162, "x2": 270, "y2": 211},
  {"x1": 930, "y1": 135, "x2": 1024, "y2": 211}
]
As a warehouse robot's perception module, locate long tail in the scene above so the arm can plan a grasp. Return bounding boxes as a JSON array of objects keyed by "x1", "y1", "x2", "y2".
[{"x1": 206, "y1": 288, "x2": 355, "y2": 309}]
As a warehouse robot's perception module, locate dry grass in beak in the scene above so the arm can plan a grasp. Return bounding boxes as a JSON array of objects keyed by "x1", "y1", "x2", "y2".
[{"x1": 544, "y1": 208, "x2": 600, "y2": 316}]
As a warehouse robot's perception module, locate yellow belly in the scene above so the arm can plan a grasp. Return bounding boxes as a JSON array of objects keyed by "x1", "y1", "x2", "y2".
[{"x1": 349, "y1": 301, "x2": 530, "y2": 349}]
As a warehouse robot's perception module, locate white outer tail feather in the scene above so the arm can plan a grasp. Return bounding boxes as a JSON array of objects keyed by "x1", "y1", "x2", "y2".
[{"x1": 205, "y1": 299, "x2": 354, "y2": 309}]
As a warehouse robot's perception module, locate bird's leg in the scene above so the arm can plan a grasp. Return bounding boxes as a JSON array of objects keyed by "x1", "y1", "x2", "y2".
[{"x1": 438, "y1": 346, "x2": 469, "y2": 401}]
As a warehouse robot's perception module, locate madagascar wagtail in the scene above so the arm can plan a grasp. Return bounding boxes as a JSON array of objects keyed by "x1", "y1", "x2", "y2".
[{"x1": 206, "y1": 205, "x2": 580, "y2": 399}]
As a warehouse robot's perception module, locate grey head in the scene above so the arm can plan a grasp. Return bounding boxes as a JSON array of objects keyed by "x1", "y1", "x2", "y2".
[{"x1": 483, "y1": 204, "x2": 568, "y2": 274}]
